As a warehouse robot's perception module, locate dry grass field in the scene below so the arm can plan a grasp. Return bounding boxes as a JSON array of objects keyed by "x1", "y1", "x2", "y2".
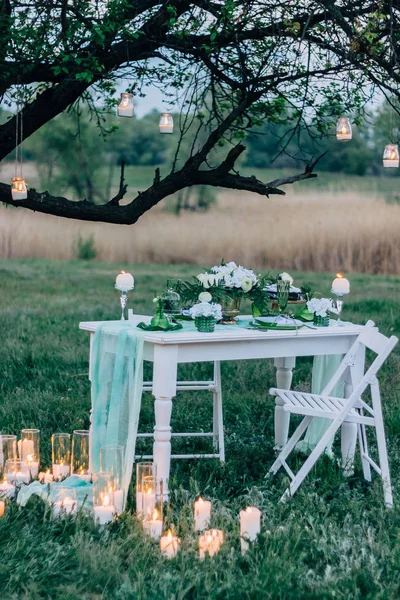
[{"x1": 1, "y1": 162, "x2": 400, "y2": 274}]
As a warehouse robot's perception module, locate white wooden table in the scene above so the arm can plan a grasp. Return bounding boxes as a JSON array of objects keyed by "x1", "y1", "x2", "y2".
[{"x1": 80, "y1": 316, "x2": 365, "y2": 500}]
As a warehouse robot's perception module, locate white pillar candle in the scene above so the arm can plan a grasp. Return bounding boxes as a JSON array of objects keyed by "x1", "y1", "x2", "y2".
[
  {"x1": 52, "y1": 463, "x2": 70, "y2": 481},
  {"x1": 194, "y1": 497, "x2": 212, "y2": 531},
  {"x1": 53, "y1": 497, "x2": 78, "y2": 518},
  {"x1": 198, "y1": 529, "x2": 223, "y2": 559},
  {"x1": 159, "y1": 124, "x2": 173, "y2": 134},
  {"x1": 331, "y1": 274, "x2": 350, "y2": 295},
  {"x1": 39, "y1": 470, "x2": 54, "y2": 484},
  {"x1": 94, "y1": 504, "x2": 115, "y2": 525},
  {"x1": 18, "y1": 439, "x2": 34, "y2": 459},
  {"x1": 5, "y1": 470, "x2": 30, "y2": 485},
  {"x1": 136, "y1": 491, "x2": 143, "y2": 514},
  {"x1": 0, "y1": 479, "x2": 15, "y2": 499},
  {"x1": 240, "y1": 507, "x2": 261, "y2": 555},
  {"x1": 142, "y1": 489, "x2": 156, "y2": 518},
  {"x1": 160, "y1": 530, "x2": 180, "y2": 559},
  {"x1": 113, "y1": 489, "x2": 124, "y2": 514},
  {"x1": 26, "y1": 455, "x2": 39, "y2": 479},
  {"x1": 143, "y1": 509, "x2": 163, "y2": 540},
  {"x1": 0, "y1": 500, "x2": 4, "y2": 517},
  {"x1": 115, "y1": 271, "x2": 134, "y2": 291},
  {"x1": 73, "y1": 470, "x2": 92, "y2": 483}
]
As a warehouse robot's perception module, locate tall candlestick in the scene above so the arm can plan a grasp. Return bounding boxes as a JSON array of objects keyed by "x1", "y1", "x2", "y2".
[
  {"x1": 239, "y1": 507, "x2": 261, "y2": 555},
  {"x1": 160, "y1": 530, "x2": 180, "y2": 559},
  {"x1": 194, "y1": 497, "x2": 211, "y2": 531}
]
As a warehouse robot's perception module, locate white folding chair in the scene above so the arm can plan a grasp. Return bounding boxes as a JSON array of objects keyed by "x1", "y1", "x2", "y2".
[{"x1": 269, "y1": 321, "x2": 398, "y2": 507}]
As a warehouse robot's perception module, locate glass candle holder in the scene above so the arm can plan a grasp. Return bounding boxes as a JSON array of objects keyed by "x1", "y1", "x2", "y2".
[
  {"x1": 100, "y1": 445, "x2": 124, "y2": 514},
  {"x1": 4, "y1": 459, "x2": 30, "y2": 485},
  {"x1": 159, "y1": 112, "x2": 173, "y2": 134},
  {"x1": 0, "y1": 435, "x2": 17, "y2": 480},
  {"x1": 51, "y1": 487, "x2": 78, "y2": 517},
  {"x1": 71, "y1": 430, "x2": 90, "y2": 477},
  {"x1": 52, "y1": 433, "x2": 71, "y2": 480},
  {"x1": 142, "y1": 476, "x2": 163, "y2": 539},
  {"x1": 136, "y1": 462, "x2": 156, "y2": 514},
  {"x1": 93, "y1": 472, "x2": 115, "y2": 525},
  {"x1": 19, "y1": 429, "x2": 40, "y2": 479},
  {"x1": 117, "y1": 93, "x2": 134, "y2": 117}
]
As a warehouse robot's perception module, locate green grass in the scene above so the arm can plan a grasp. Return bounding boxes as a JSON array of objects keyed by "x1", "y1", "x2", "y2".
[{"x1": 1, "y1": 260, "x2": 400, "y2": 600}]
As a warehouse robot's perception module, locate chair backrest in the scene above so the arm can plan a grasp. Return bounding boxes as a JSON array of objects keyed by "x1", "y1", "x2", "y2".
[{"x1": 321, "y1": 320, "x2": 398, "y2": 399}]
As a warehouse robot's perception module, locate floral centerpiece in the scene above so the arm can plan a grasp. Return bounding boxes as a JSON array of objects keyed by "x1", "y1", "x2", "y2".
[
  {"x1": 189, "y1": 298, "x2": 223, "y2": 332},
  {"x1": 306, "y1": 297, "x2": 335, "y2": 327},
  {"x1": 174, "y1": 261, "x2": 272, "y2": 324}
]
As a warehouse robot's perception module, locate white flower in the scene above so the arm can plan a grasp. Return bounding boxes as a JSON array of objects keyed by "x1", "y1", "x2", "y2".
[
  {"x1": 152, "y1": 297, "x2": 159, "y2": 303},
  {"x1": 279, "y1": 272, "x2": 294, "y2": 286},
  {"x1": 307, "y1": 298, "x2": 334, "y2": 317},
  {"x1": 189, "y1": 302, "x2": 222, "y2": 320},
  {"x1": 225, "y1": 261, "x2": 237, "y2": 270},
  {"x1": 198, "y1": 291, "x2": 212, "y2": 302},
  {"x1": 241, "y1": 277, "x2": 253, "y2": 293}
]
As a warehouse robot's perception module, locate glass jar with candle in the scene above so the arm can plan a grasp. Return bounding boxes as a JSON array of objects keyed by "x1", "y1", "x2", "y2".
[
  {"x1": 5, "y1": 459, "x2": 30, "y2": 485},
  {"x1": 159, "y1": 112, "x2": 174, "y2": 134},
  {"x1": 71, "y1": 430, "x2": 90, "y2": 477},
  {"x1": 141, "y1": 476, "x2": 163, "y2": 539},
  {"x1": 52, "y1": 433, "x2": 71, "y2": 480},
  {"x1": 136, "y1": 462, "x2": 156, "y2": 514},
  {"x1": 19, "y1": 429, "x2": 40, "y2": 479},
  {"x1": 0, "y1": 435, "x2": 17, "y2": 479},
  {"x1": 100, "y1": 445, "x2": 124, "y2": 514},
  {"x1": 93, "y1": 472, "x2": 115, "y2": 525}
]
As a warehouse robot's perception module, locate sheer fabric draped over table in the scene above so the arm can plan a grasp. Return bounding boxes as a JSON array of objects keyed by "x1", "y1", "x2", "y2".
[{"x1": 81, "y1": 316, "x2": 364, "y2": 502}]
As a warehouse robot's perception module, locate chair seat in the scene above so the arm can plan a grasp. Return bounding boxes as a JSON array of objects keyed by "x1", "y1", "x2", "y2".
[{"x1": 269, "y1": 388, "x2": 375, "y2": 425}]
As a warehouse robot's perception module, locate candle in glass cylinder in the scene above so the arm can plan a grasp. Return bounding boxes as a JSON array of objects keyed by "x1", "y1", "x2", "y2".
[
  {"x1": 0, "y1": 478, "x2": 15, "y2": 499},
  {"x1": 26, "y1": 454, "x2": 39, "y2": 479},
  {"x1": 194, "y1": 497, "x2": 212, "y2": 531},
  {"x1": 52, "y1": 462, "x2": 70, "y2": 481},
  {"x1": 198, "y1": 529, "x2": 224, "y2": 559},
  {"x1": 239, "y1": 507, "x2": 261, "y2": 555},
  {"x1": 143, "y1": 508, "x2": 163, "y2": 540},
  {"x1": 160, "y1": 530, "x2": 181, "y2": 559},
  {"x1": 18, "y1": 439, "x2": 34, "y2": 459},
  {"x1": 39, "y1": 470, "x2": 54, "y2": 484},
  {"x1": 93, "y1": 493, "x2": 115, "y2": 525},
  {"x1": 331, "y1": 273, "x2": 350, "y2": 295},
  {"x1": 5, "y1": 459, "x2": 30, "y2": 485}
]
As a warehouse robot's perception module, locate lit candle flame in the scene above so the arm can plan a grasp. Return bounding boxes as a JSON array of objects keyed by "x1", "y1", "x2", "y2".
[
  {"x1": 27, "y1": 454, "x2": 33, "y2": 462},
  {"x1": 167, "y1": 530, "x2": 172, "y2": 540},
  {"x1": 120, "y1": 270, "x2": 126, "y2": 274},
  {"x1": 153, "y1": 508, "x2": 159, "y2": 520},
  {"x1": 198, "y1": 497, "x2": 203, "y2": 504},
  {"x1": 103, "y1": 494, "x2": 110, "y2": 507},
  {"x1": 246, "y1": 507, "x2": 252, "y2": 513},
  {"x1": 336, "y1": 273, "x2": 343, "y2": 278}
]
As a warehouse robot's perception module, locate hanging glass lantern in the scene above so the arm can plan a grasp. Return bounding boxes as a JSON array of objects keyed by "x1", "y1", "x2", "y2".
[
  {"x1": 11, "y1": 177, "x2": 27, "y2": 200},
  {"x1": 383, "y1": 144, "x2": 399, "y2": 168},
  {"x1": 159, "y1": 112, "x2": 174, "y2": 134},
  {"x1": 336, "y1": 117, "x2": 352, "y2": 142},
  {"x1": 117, "y1": 93, "x2": 134, "y2": 117}
]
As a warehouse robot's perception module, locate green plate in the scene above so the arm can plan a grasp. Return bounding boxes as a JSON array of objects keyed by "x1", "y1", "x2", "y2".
[{"x1": 250, "y1": 321, "x2": 301, "y2": 331}]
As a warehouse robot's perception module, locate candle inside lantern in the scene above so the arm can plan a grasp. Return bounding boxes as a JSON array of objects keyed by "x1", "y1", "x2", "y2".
[
  {"x1": 115, "y1": 271, "x2": 134, "y2": 292},
  {"x1": 160, "y1": 529, "x2": 181, "y2": 559},
  {"x1": 94, "y1": 492, "x2": 115, "y2": 525},
  {"x1": 198, "y1": 529, "x2": 224, "y2": 559},
  {"x1": 383, "y1": 144, "x2": 399, "y2": 168},
  {"x1": 52, "y1": 462, "x2": 70, "y2": 481},
  {"x1": 194, "y1": 497, "x2": 212, "y2": 531},
  {"x1": 331, "y1": 273, "x2": 350, "y2": 295},
  {"x1": 336, "y1": 117, "x2": 352, "y2": 142},
  {"x1": 0, "y1": 500, "x2": 5, "y2": 518},
  {"x1": 11, "y1": 176, "x2": 28, "y2": 200},
  {"x1": 117, "y1": 93, "x2": 134, "y2": 117},
  {"x1": 239, "y1": 507, "x2": 261, "y2": 555},
  {"x1": 26, "y1": 453, "x2": 39, "y2": 479},
  {"x1": 143, "y1": 508, "x2": 163, "y2": 540},
  {"x1": 159, "y1": 112, "x2": 174, "y2": 134}
]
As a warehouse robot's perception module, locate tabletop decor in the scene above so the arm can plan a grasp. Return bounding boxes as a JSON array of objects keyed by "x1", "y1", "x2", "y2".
[
  {"x1": 160, "y1": 284, "x2": 181, "y2": 317},
  {"x1": 264, "y1": 272, "x2": 307, "y2": 313},
  {"x1": 331, "y1": 273, "x2": 350, "y2": 326},
  {"x1": 137, "y1": 296, "x2": 183, "y2": 331},
  {"x1": 307, "y1": 298, "x2": 335, "y2": 327},
  {"x1": 189, "y1": 302, "x2": 222, "y2": 332},
  {"x1": 115, "y1": 271, "x2": 134, "y2": 321},
  {"x1": 173, "y1": 261, "x2": 271, "y2": 324}
]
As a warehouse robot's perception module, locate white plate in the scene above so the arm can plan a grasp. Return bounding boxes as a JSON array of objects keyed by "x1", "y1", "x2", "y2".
[{"x1": 255, "y1": 316, "x2": 304, "y2": 326}]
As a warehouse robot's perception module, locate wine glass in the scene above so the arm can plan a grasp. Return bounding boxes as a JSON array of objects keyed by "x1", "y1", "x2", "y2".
[{"x1": 277, "y1": 280, "x2": 290, "y2": 313}]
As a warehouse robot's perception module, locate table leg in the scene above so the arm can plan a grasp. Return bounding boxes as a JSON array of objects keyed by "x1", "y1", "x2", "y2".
[
  {"x1": 152, "y1": 345, "x2": 178, "y2": 501},
  {"x1": 274, "y1": 357, "x2": 296, "y2": 448},
  {"x1": 341, "y1": 345, "x2": 365, "y2": 476}
]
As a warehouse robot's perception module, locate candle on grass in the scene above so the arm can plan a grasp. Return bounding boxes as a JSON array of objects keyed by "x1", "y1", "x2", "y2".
[
  {"x1": 143, "y1": 508, "x2": 163, "y2": 540},
  {"x1": 53, "y1": 496, "x2": 78, "y2": 518},
  {"x1": 113, "y1": 489, "x2": 124, "y2": 514},
  {"x1": 194, "y1": 497, "x2": 211, "y2": 531},
  {"x1": 331, "y1": 273, "x2": 350, "y2": 295},
  {"x1": 94, "y1": 492, "x2": 115, "y2": 525},
  {"x1": 0, "y1": 500, "x2": 5, "y2": 518},
  {"x1": 198, "y1": 529, "x2": 224, "y2": 559},
  {"x1": 26, "y1": 454, "x2": 39, "y2": 479},
  {"x1": 39, "y1": 470, "x2": 54, "y2": 484},
  {"x1": 0, "y1": 478, "x2": 16, "y2": 499},
  {"x1": 52, "y1": 462, "x2": 70, "y2": 481},
  {"x1": 239, "y1": 507, "x2": 261, "y2": 555},
  {"x1": 160, "y1": 530, "x2": 181, "y2": 559}
]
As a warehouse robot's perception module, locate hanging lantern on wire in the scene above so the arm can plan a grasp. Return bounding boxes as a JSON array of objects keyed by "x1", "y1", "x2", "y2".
[
  {"x1": 159, "y1": 112, "x2": 174, "y2": 134},
  {"x1": 117, "y1": 93, "x2": 134, "y2": 117},
  {"x1": 383, "y1": 144, "x2": 399, "y2": 168},
  {"x1": 11, "y1": 97, "x2": 27, "y2": 201},
  {"x1": 336, "y1": 117, "x2": 352, "y2": 142},
  {"x1": 11, "y1": 176, "x2": 28, "y2": 200}
]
